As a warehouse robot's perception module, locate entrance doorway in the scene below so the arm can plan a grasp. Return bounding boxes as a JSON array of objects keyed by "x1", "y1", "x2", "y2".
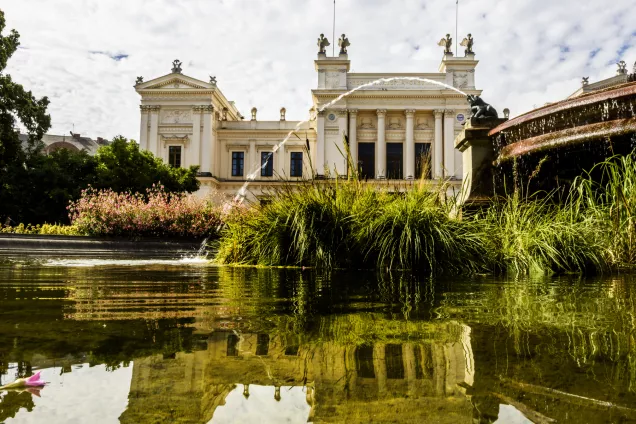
[
  {"x1": 387, "y1": 143, "x2": 403, "y2": 179},
  {"x1": 358, "y1": 143, "x2": 375, "y2": 179}
]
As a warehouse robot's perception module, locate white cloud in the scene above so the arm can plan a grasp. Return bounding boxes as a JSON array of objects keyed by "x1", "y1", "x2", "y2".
[{"x1": 3, "y1": 0, "x2": 636, "y2": 140}]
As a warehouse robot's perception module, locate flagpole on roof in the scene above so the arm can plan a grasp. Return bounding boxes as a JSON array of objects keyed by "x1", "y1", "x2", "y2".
[
  {"x1": 456, "y1": 0, "x2": 459, "y2": 56},
  {"x1": 332, "y1": 0, "x2": 336, "y2": 56}
]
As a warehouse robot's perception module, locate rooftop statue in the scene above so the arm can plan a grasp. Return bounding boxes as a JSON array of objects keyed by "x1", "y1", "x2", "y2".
[
  {"x1": 210, "y1": 75, "x2": 217, "y2": 86},
  {"x1": 617, "y1": 60, "x2": 627, "y2": 75},
  {"x1": 317, "y1": 34, "x2": 330, "y2": 54},
  {"x1": 582, "y1": 77, "x2": 589, "y2": 86},
  {"x1": 460, "y1": 34, "x2": 474, "y2": 55},
  {"x1": 467, "y1": 94, "x2": 498, "y2": 119},
  {"x1": 135, "y1": 76, "x2": 143, "y2": 85},
  {"x1": 171, "y1": 59, "x2": 183, "y2": 74},
  {"x1": 338, "y1": 34, "x2": 350, "y2": 54},
  {"x1": 438, "y1": 34, "x2": 453, "y2": 55}
]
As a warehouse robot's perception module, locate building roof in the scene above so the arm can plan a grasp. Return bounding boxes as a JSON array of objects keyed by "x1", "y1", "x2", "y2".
[{"x1": 18, "y1": 132, "x2": 110, "y2": 155}]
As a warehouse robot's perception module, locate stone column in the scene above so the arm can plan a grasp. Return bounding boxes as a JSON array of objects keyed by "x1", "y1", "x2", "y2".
[
  {"x1": 276, "y1": 147, "x2": 285, "y2": 177},
  {"x1": 376, "y1": 109, "x2": 387, "y2": 179},
  {"x1": 316, "y1": 110, "x2": 326, "y2": 177},
  {"x1": 373, "y1": 343, "x2": 387, "y2": 394},
  {"x1": 139, "y1": 106, "x2": 149, "y2": 151},
  {"x1": 190, "y1": 106, "x2": 202, "y2": 169},
  {"x1": 405, "y1": 110, "x2": 415, "y2": 179},
  {"x1": 444, "y1": 110, "x2": 456, "y2": 178},
  {"x1": 200, "y1": 105, "x2": 214, "y2": 176},
  {"x1": 337, "y1": 109, "x2": 348, "y2": 176},
  {"x1": 248, "y1": 139, "x2": 257, "y2": 178},
  {"x1": 433, "y1": 110, "x2": 444, "y2": 179},
  {"x1": 348, "y1": 109, "x2": 358, "y2": 174},
  {"x1": 148, "y1": 106, "x2": 160, "y2": 156}
]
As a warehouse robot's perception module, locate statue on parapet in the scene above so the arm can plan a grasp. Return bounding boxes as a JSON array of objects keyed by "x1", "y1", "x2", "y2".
[
  {"x1": 460, "y1": 34, "x2": 474, "y2": 55},
  {"x1": 317, "y1": 34, "x2": 330, "y2": 54},
  {"x1": 617, "y1": 60, "x2": 627, "y2": 75},
  {"x1": 438, "y1": 34, "x2": 453, "y2": 55},
  {"x1": 135, "y1": 76, "x2": 143, "y2": 85},
  {"x1": 210, "y1": 75, "x2": 217, "y2": 86},
  {"x1": 171, "y1": 59, "x2": 183, "y2": 74},
  {"x1": 338, "y1": 34, "x2": 350, "y2": 54},
  {"x1": 467, "y1": 95, "x2": 498, "y2": 119},
  {"x1": 582, "y1": 77, "x2": 589, "y2": 86}
]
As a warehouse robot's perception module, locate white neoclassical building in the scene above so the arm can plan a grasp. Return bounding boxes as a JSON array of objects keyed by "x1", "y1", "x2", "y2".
[{"x1": 135, "y1": 35, "x2": 481, "y2": 200}]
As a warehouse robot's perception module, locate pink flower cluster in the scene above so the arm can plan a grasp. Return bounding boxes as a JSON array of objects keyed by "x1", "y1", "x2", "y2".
[{"x1": 68, "y1": 185, "x2": 223, "y2": 238}]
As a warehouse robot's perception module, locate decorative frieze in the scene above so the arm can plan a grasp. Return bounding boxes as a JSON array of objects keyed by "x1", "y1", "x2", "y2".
[
  {"x1": 162, "y1": 109, "x2": 191, "y2": 124},
  {"x1": 140, "y1": 105, "x2": 161, "y2": 112}
]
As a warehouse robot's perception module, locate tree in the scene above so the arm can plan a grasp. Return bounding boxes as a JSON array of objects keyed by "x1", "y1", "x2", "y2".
[
  {"x1": 0, "y1": 9, "x2": 199, "y2": 226},
  {"x1": 93, "y1": 136, "x2": 200, "y2": 194},
  {"x1": 0, "y1": 9, "x2": 51, "y2": 223}
]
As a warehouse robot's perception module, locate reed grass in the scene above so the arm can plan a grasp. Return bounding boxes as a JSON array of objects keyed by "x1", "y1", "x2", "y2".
[{"x1": 215, "y1": 140, "x2": 636, "y2": 275}]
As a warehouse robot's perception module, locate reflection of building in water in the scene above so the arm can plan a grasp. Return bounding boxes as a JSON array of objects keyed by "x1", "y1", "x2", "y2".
[{"x1": 119, "y1": 323, "x2": 475, "y2": 423}]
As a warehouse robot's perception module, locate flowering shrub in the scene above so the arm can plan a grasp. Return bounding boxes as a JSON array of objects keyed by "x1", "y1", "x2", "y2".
[{"x1": 68, "y1": 185, "x2": 223, "y2": 238}]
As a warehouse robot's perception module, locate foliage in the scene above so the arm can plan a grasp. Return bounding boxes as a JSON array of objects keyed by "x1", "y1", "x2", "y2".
[
  {"x1": 93, "y1": 136, "x2": 200, "y2": 194},
  {"x1": 69, "y1": 185, "x2": 222, "y2": 238},
  {"x1": 216, "y1": 179, "x2": 489, "y2": 274},
  {"x1": 0, "y1": 223, "x2": 82, "y2": 235},
  {"x1": 0, "y1": 9, "x2": 51, "y2": 223},
  {"x1": 478, "y1": 192, "x2": 607, "y2": 275},
  {"x1": 572, "y1": 153, "x2": 636, "y2": 268}
]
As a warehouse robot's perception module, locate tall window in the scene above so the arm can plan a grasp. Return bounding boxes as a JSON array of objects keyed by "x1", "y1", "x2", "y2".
[
  {"x1": 290, "y1": 152, "x2": 303, "y2": 177},
  {"x1": 415, "y1": 143, "x2": 432, "y2": 179},
  {"x1": 261, "y1": 152, "x2": 273, "y2": 177},
  {"x1": 168, "y1": 146, "x2": 181, "y2": 168},
  {"x1": 386, "y1": 143, "x2": 403, "y2": 179},
  {"x1": 231, "y1": 151, "x2": 244, "y2": 177},
  {"x1": 358, "y1": 143, "x2": 375, "y2": 179}
]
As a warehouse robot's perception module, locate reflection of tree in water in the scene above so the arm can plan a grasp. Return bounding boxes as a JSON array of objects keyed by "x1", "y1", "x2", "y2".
[{"x1": 0, "y1": 391, "x2": 35, "y2": 422}]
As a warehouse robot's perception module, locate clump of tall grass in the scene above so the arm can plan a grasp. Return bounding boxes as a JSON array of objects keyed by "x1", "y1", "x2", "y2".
[
  {"x1": 572, "y1": 153, "x2": 636, "y2": 268},
  {"x1": 479, "y1": 192, "x2": 607, "y2": 275},
  {"x1": 352, "y1": 185, "x2": 487, "y2": 273},
  {"x1": 216, "y1": 180, "x2": 362, "y2": 268}
]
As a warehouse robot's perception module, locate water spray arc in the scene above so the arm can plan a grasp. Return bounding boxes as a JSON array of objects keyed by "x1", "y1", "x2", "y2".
[{"x1": 232, "y1": 77, "x2": 468, "y2": 204}]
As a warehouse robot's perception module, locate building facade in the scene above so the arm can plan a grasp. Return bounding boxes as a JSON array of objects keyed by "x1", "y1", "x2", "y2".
[{"x1": 135, "y1": 36, "x2": 482, "y2": 199}]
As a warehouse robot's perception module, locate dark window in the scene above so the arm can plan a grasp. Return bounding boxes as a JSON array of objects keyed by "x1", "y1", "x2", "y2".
[
  {"x1": 227, "y1": 334, "x2": 239, "y2": 357},
  {"x1": 261, "y1": 152, "x2": 273, "y2": 177},
  {"x1": 355, "y1": 344, "x2": 376, "y2": 378},
  {"x1": 386, "y1": 143, "x2": 403, "y2": 179},
  {"x1": 168, "y1": 146, "x2": 181, "y2": 168},
  {"x1": 358, "y1": 143, "x2": 375, "y2": 179},
  {"x1": 231, "y1": 151, "x2": 244, "y2": 177},
  {"x1": 285, "y1": 345, "x2": 299, "y2": 356},
  {"x1": 385, "y1": 344, "x2": 405, "y2": 379},
  {"x1": 415, "y1": 143, "x2": 432, "y2": 179},
  {"x1": 290, "y1": 152, "x2": 303, "y2": 177},
  {"x1": 414, "y1": 345, "x2": 424, "y2": 379},
  {"x1": 256, "y1": 334, "x2": 270, "y2": 356}
]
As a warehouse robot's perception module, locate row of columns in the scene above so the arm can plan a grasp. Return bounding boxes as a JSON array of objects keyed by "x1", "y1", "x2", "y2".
[{"x1": 316, "y1": 108, "x2": 461, "y2": 179}]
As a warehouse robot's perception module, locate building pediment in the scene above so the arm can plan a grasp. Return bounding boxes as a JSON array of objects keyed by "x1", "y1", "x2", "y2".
[{"x1": 136, "y1": 74, "x2": 212, "y2": 91}]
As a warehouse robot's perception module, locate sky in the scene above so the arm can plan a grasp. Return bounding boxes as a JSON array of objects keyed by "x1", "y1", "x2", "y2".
[{"x1": 4, "y1": 0, "x2": 636, "y2": 141}]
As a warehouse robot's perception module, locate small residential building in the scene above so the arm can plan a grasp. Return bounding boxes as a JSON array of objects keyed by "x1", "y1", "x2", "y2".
[{"x1": 18, "y1": 131, "x2": 110, "y2": 155}]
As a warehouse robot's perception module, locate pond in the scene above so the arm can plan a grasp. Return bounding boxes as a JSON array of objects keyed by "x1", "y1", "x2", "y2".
[{"x1": 0, "y1": 256, "x2": 635, "y2": 423}]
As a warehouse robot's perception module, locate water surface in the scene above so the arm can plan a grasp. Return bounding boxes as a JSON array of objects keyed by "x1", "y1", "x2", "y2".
[{"x1": 0, "y1": 257, "x2": 635, "y2": 423}]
